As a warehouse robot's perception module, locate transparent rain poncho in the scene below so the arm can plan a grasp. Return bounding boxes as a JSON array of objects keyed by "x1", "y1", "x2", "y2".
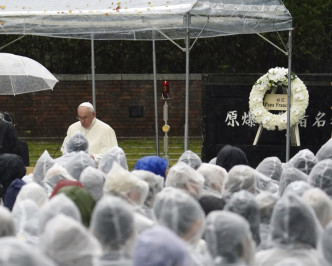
[
  {"x1": 79, "y1": 166, "x2": 105, "y2": 201},
  {"x1": 153, "y1": 187, "x2": 212, "y2": 266},
  {"x1": 271, "y1": 193, "x2": 321, "y2": 247},
  {"x1": 316, "y1": 138, "x2": 332, "y2": 161},
  {"x1": 39, "y1": 214, "x2": 102, "y2": 266},
  {"x1": 256, "y1": 191, "x2": 278, "y2": 225},
  {"x1": 33, "y1": 150, "x2": 55, "y2": 185},
  {"x1": 308, "y1": 159, "x2": 332, "y2": 198},
  {"x1": 222, "y1": 165, "x2": 258, "y2": 201},
  {"x1": 274, "y1": 258, "x2": 308, "y2": 266},
  {"x1": 64, "y1": 132, "x2": 89, "y2": 154},
  {"x1": 197, "y1": 163, "x2": 228, "y2": 198},
  {"x1": 255, "y1": 191, "x2": 278, "y2": 251},
  {"x1": 256, "y1": 156, "x2": 283, "y2": 182},
  {"x1": 153, "y1": 188, "x2": 202, "y2": 240},
  {"x1": 0, "y1": 205, "x2": 15, "y2": 237},
  {"x1": 99, "y1": 146, "x2": 128, "y2": 174},
  {"x1": 131, "y1": 170, "x2": 163, "y2": 208},
  {"x1": 178, "y1": 150, "x2": 202, "y2": 170},
  {"x1": 283, "y1": 180, "x2": 312, "y2": 197},
  {"x1": 22, "y1": 173, "x2": 34, "y2": 184},
  {"x1": 55, "y1": 133, "x2": 89, "y2": 167},
  {"x1": 104, "y1": 163, "x2": 149, "y2": 206},
  {"x1": 256, "y1": 170, "x2": 279, "y2": 194},
  {"x1": 103, "y1": 164, "x2": 132, "y2": 198},
  {"x1": 12, "y1": 182, "x2": 48, "y2": 210},
  {"x1": 285, "y1": 149, "x2": 318, "y2": 175},
  {"x1": 12, "y1": 199, "x2": 40, "y2": 245},
  {"x1": 104, "y1": 163, "x2": 153, "y2": 233},
  {"x1": 38, "y1": 193, "x2": 82, "y2": 235},
  {"x1": 132, "y1": 169, "x2": 164, "y2": 220},
  {"x1": 0, "y1": 236, "x2": 57, "y2": 266},
  {"x1": 64, "y1": 151, "x2": 95, "y2": 180},
  {"x1": 302, "y1": 188, "x2": 332, "y2": 228},
  {"x1": 216, "y1": 145, "x2": 249, "y2": 172},
  {"x1": 319, "y1": 220, "x2": 332, "y2": 265},
  {"x1": 209, "y1": 157, "x2": 217, "y2": 164},
  {"x1": 90, "y1": 195, "x2": 135, "y2": 264},
  {"x1": 224, "y1": 190, "x2": 261, "y2": 246},
  {"x1": 278, "y1": 166, "x2": 309, "y2": 197},
  {"x1": 43, "y1": 163, "x2": 76, "y2": 195},
  {"x1": 133, "y1": 225, "x2": 193, "y2": 266},
  {"x1": 256, "y1": 193, "x2": 324, "y2": 266},
  {"x1": 134, "y1": 155, "x2": 168, "y2": 179},
  {"x1": 165, "y1": 161, "x2": 204, "y2": 199},
  {"x1": 204, "y1": 210, "x2": 255, "y2": 266}
]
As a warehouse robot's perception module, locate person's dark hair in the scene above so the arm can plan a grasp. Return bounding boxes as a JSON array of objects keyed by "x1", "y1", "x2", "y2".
[
  {"x1": 224, "y1": 190, "x2": 261, "y2": 246},
  {"x1": 198, "y1": 195, "x2": 225, "y2": 216},
  {"x1": 0, "y1": 154, "x2": 26, "y2": 199},
  {"x1": 271, "y1": 193, "x2": 320, "y2": 248},
  {"x1": 216, "y1": 145, "x2": 249, "y2": 172}
]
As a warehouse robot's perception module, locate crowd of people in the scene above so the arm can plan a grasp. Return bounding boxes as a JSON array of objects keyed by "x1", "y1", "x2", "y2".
[
  {"x1": 0, "y1": 131, "x2": 331, "y2": 266},
  {"x1": 1, "y1": 102, "x2": 332, "y2": 266}
]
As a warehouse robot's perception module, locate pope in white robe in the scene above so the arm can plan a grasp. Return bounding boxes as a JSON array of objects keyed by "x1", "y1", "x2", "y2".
[{"x1": 61, "y1": 102, "x2": 118, "y2": 163}]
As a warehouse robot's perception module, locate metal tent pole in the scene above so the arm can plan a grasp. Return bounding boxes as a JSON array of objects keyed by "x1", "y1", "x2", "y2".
[
  {"x1": 286, "y1": 30, "x2": 292, "y2": 161},
  {"x1": 152, "y1": 38, "x2": 160, "y2": 155},
  {"x1": 91, "y1": 35, "x2": 96, "y2": 111},
  {"x1": 184, "y1": 13, "x2": 190, "y2": 151},
  {"x1": 0, "y1": 36, "x2": 25, "y2": 50}
]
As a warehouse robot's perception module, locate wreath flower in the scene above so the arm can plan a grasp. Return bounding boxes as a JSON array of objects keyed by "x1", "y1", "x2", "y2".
[{"x1": 249, "y1": 67, "x2": 309, "y2": 131}]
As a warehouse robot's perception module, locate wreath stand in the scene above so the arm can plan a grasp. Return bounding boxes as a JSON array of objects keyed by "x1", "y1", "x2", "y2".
[
  {"x1": 253, "y1": 87, "x2": 301, "y2": 146},
  {"x1": 253, "y1": 123, "x2": 300, "y2": 146}
]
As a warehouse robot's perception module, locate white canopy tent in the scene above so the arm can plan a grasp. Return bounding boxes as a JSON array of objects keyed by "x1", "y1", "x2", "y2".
[{"x1": 0, "y1": 0, "x2": 294, "y2": 159}]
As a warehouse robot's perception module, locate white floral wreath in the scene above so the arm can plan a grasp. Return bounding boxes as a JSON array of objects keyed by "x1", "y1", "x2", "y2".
[{"x1": 249, "y1": 67, "x2": 309, "y2": 131}]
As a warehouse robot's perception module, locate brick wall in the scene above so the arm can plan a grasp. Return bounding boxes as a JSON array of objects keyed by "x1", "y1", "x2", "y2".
[{"x1": 0, "y1": 74, "x2": 203, "y2": 138}]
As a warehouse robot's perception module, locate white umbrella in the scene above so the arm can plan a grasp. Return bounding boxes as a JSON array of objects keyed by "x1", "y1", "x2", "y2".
[{"x1": 0, "y1": 53, "x2": 58, "y2": 95}]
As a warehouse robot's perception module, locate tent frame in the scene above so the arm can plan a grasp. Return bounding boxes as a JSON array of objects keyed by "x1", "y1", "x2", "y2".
[
  {"x1": 0, "y1": 0, "x2": 293, "y2": 160},
  {"x1": 1, "y1": 26, "x2": 293, "y2": 161},
  {"x1": 95, "y1": 16, "x2": 294, "y2": 160}
]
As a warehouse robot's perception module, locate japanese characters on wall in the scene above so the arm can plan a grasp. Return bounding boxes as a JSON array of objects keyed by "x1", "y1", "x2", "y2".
[{"x1": 224, "y1": 109, "x2": 330, "y2": 130}]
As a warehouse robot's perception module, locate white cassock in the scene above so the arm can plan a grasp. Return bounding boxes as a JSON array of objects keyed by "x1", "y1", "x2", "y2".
[{"x1": 61, "y1": 118, "x2": 118, "y2": 163}]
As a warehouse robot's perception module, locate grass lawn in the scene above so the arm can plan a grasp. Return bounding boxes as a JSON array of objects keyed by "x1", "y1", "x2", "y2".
[{"x1": 27, "y1": 136, "x2": 203, "y2": 170}]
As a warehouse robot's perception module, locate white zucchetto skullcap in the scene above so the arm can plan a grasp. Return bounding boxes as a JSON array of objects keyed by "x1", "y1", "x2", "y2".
[{"x1": 79, "y1": 102, "x2": 95, "y2": 112}]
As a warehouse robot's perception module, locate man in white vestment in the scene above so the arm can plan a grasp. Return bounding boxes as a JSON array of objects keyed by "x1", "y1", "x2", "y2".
[{"x1": 61, "y1": 102, "x2": 118, "y2": 164}]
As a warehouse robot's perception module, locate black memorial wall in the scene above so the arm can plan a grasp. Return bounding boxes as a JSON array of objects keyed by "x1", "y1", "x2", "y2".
[{"x1": 201, "y1": 73, "x2": 331, "y2": 167}]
